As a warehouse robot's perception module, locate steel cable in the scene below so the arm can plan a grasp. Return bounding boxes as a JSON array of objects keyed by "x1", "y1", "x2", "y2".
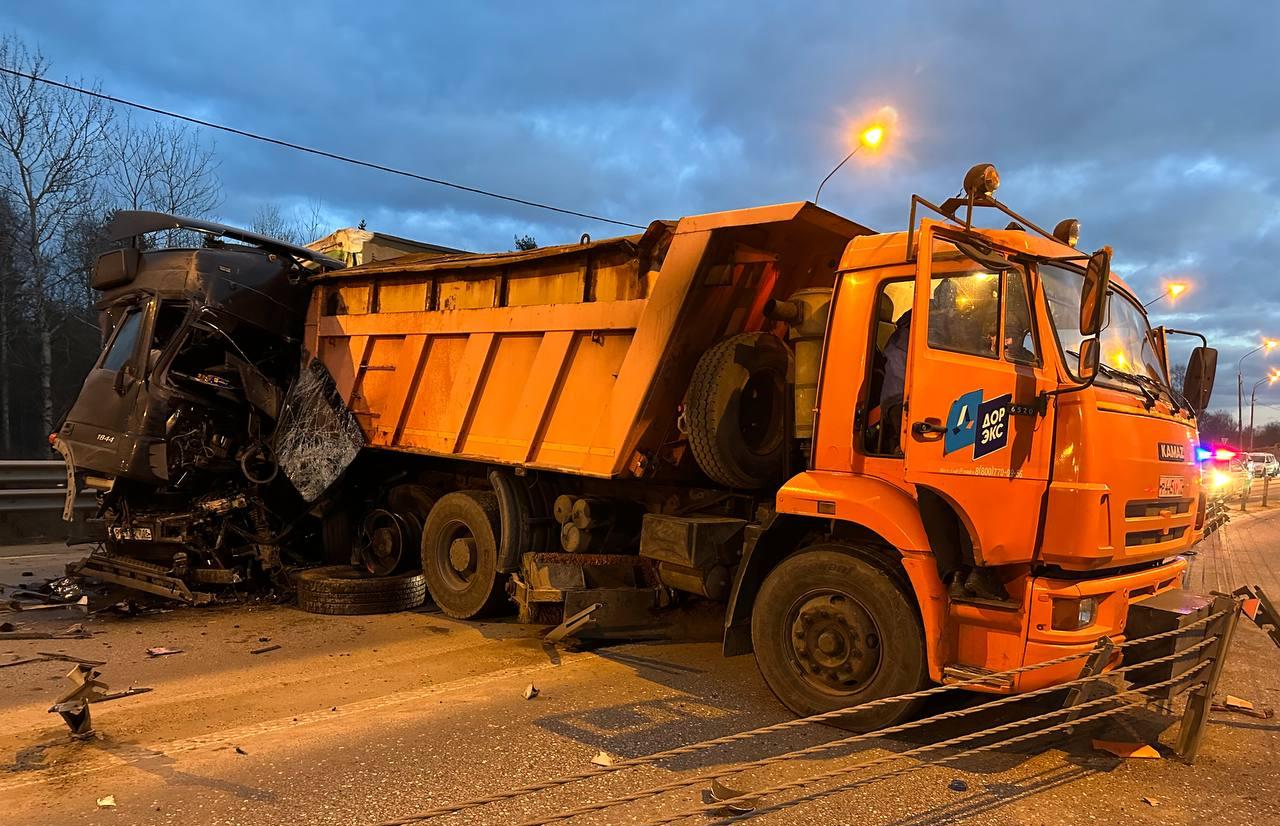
[
  {"x1": 652, "y1": 664, "x2": 1210, "y2": 826},
  {"x1": 377, "y1": 606, "x2": 1231, "y2": 825},
  {"x1": 516, "y1": 638, "x2": 1216, "y2": 826}
]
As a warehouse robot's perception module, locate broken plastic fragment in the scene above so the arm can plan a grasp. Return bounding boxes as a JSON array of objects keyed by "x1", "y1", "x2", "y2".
[
  {"x1": 145, "y1": 647, "x2": 183, "y2": 658},
  {"x1": 1092, "y1": 740, "x2": 1160, "y2": 759},
  {"x1": 1142, "y1": 796, "x2": 1161, "y2": 807},
  {"x1": 590, "y1": 750, "x2": 616, "y2": 767},
  {"x1": 704, "y1": 778, "x2": 758, "y2": 815},
  {"x1": 523, "y1": 684, "x2": 539, "y2": 700},
  {"x1": 948, "y1": 779, "x2": 969, "y2": 792},
  {"x1": 97, "y1": 795, "x2": 116, "y2": 808}
]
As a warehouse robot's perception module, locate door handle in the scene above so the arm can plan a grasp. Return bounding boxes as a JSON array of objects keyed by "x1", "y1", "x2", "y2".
[{"x1": 912, "y1": 419, "x2": 946, "y2": 440}]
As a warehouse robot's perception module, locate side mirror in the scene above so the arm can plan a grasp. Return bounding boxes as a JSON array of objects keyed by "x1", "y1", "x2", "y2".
[
  {"x1": 1183, "y1": 346, "x2": 1218, "y2": 412},
  {"x1": 1078, "y1": 338, "x2": 1101, "y2": 382},
  {"x1": 1079, "y1": 247, "x2": 1112, "y2": 337}
]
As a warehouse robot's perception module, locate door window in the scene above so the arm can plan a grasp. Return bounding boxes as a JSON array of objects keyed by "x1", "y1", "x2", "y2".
[
  {"x1": 926, "y1": 272, "x2": 1000, "y2": 358},
  {"x1": 100, "y1": 307, "x2": 143, "y2": 372},
  {"x1": 1001, "y1": 270, "x2": 1039, "y2": 365}
]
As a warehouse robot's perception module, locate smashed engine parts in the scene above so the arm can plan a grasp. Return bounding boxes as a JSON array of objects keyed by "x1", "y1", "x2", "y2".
[{"x1": 53, "y1": 212, "x2": 359, "y2": 605}]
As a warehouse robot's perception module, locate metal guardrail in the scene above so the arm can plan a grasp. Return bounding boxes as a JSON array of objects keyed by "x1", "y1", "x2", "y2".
[{"x1": 0, "y1": 460, "x2": 94, "y2": 543}]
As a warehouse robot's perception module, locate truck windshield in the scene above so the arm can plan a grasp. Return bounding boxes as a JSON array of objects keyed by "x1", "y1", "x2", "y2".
[{"x1": 1039, "y1": 263, "x2": 1170, "y2": 393}]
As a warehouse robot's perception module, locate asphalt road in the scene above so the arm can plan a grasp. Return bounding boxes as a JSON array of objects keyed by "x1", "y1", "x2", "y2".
[{"x1": 2, "y1": 508, "x2": 1279, "y2": 826}]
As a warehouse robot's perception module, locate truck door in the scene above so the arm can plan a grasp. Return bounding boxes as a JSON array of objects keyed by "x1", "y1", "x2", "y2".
[{"x1": 900, "y1": 224, "x2": 1055, "y2": 566}]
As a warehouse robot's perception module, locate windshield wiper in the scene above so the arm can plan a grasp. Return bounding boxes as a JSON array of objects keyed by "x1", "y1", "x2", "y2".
[
  {"x1": 1066, "y1": 351, "x2": 1159, "y2": 408},
  {"x1": 1125, "y1": 372, "x2": 1183, "y2": 414}
]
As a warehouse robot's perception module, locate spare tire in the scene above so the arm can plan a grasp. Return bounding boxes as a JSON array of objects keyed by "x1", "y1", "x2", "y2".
[
  {"x1": 295, "y1": 566, "x2": 426, "y2": 615},
  {"x1": 683, "y1": 332, "x2": 791, "y2": 488}
]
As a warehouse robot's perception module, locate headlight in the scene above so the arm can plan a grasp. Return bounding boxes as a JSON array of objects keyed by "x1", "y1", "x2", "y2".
[
  {"x1": 1209, "y1": 470, "x2": 1230, "y2": 489},
  {"x1": 1051, "y1": 597, "x2": 1099, "y2": 631}
]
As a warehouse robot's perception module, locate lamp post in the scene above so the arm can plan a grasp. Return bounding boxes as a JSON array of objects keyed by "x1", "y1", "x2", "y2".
[
  {"x1": 1238, "y1": 339, "x2": 1279, "y2": 447},
  {"x1": 1143, "y1": 282, "x2": 1188, "y2": 309},
  {"x1": 814, "y1": 122, "x2": 887, "y2": 204},
  {"x1": 1248, "y1": 370, "x2": 1280, "y2": 451}
]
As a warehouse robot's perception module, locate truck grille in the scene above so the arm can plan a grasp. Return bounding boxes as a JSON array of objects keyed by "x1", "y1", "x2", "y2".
[
  {"x1": 1125, "y1": 525, "x2": 1189, "y2": 547},
  {"x1": 1124, "y1": 498, "x2": 1193, "y2": 518}
]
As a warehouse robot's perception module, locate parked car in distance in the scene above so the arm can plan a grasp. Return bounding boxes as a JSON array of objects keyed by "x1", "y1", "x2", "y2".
[
  {"x1": 1201, "y1": 448, "x2": 1252, "y2": 501},
  {"x1": 1245, "y1": 452, "x2": 1279, "y2": 479}
]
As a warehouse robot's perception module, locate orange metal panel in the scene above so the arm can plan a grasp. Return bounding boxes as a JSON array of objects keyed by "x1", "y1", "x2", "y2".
[
  {"x1": 456, "y1": 334, "x2": 544, "y2": 459},
  {"x1": 326, "y1": 335, "x2": 369, "y2": 401},
  {"x1": 399, "y1": 335, "x2": 469, "y2": 453},
  {"x1": 512, "y1": 331, "x2": 575, "y2": 463},
  {"x1": 372, "y1": 334, "x2": 428, "y2": 446},
  {"x1": 350, "y1": 337, "x2": 405, "y2": 431},
  {"x1": 532, "y1": 331, "x2": 633, "y2": 470},
  {"x1": 317, "y1": 300, "x2": 645, "y2": 338},
  {"x1": 444, "y1": 333, "x2": 496, "y2": 453}
]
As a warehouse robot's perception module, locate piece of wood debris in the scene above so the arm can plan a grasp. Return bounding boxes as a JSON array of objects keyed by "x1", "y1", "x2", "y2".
[
  {"x1": 250, "y1": 644, "x2": 282, "y2": 655},
  {"x1": 1092, "y1": 740, "x2": 1161, "y2": 759},
  {"x1": 1224, "y1": 695, "x2": 1255, "y2": 710},
  {"x1": 523, "y1": 683, "x2": 539, "y2": 700},
  {"x1": 146, "y1": 647, "x2": 183, "y2": 658}
]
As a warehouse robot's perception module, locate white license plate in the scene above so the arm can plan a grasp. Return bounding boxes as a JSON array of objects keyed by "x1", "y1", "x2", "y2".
[
  {"x1": 111, "y1": 526, "x2": 153, "y2": 541},
  {"x1": 1158, "y1": 476, "x2": 1185, "y2": 498}
]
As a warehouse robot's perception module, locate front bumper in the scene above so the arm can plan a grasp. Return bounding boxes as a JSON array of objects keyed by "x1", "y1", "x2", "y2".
[{"x1": 1016, "y1": 556, "x2": 1188, "y2": 691}]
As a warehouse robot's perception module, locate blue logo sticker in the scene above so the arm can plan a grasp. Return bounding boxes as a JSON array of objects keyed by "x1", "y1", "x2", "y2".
[
  {"x1": 942, "y1": 389, "x2": 1013, "y2": 460},
  {"x1": 973, "y1": 393, "x2": 1012, "y2": 459},
  {"x1": 943, "y1": 389, "x2": 983, "y2": 455}
]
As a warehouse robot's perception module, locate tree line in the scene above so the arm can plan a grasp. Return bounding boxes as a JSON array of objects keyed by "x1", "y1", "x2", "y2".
[{"x1": 0, "y1": 34, "x2": 326, "y2": 458}]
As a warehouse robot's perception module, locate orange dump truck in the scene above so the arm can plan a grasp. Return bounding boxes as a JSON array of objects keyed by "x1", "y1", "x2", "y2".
[{"x1": 301, "y1": 164, "x2": 1218, "y2": 726}]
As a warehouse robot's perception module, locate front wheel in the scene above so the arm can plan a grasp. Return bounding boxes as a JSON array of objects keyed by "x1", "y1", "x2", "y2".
[{"x1": 751, "y1": 546, "x2": 927, "y2": 731}]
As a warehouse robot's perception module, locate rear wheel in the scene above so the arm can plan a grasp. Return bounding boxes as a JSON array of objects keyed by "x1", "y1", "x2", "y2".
[
  {"x1": 751, "y1": 546, "x2": 927, "y2": 730},
  {"x1": 421, "y1": 490, "x2": 507, "y2": 618}
]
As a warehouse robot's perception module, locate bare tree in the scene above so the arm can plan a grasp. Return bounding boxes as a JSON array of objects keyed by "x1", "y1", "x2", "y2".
[
  {"x1": 0, "y1": 36, "x2": 114, "y2": 438},
  {"x1": 250, "y1": 201, "x2": 299, "y2": 244},
  {"x1": 0, "y1": 195, "x2": 22, "y2": 451},
  {"x1": 105, "y1": 113, "x2": 222, "y2": 246}
]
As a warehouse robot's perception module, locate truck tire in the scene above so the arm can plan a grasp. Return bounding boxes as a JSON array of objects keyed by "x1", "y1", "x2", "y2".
[
  {"x1": 751, "y1": 546, "x2": 927, "y2": 731},
  {"x1": 421, "y1": 490, "x2": 508, "y2": 618},
  {"x1": 683, "y1": 332, "x2": 791, "y2": 489},
  {"x1": 295, "y1": 566, "x2": 426, "y2": 615}
]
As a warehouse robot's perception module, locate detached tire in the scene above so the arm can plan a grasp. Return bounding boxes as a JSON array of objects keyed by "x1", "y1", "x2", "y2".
[
  {"x1": 683, "y1": 332, "x2": 791, "y2": 489},
  {"x1": 295, "y1": 566, "x2": 426, "y2": 615},
  {"x1": 752, "y1": 546, "x2": 927, "y2": 731},
  {"x1": 421, "y1": 490, "x2": 507, "y2": 619}
]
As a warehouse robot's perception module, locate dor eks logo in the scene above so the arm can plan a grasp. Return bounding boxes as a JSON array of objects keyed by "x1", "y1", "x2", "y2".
[{"x1": 943, "y1": 389, "x2": 1012, "y2": 459}]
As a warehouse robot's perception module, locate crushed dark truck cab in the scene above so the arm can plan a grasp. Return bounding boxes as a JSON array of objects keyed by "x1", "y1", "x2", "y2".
[
  {"x1": 54, "y1": 212, "x2": 355, "y2": 602},
  {"x1": 56, "y1": 167, "x2": 1220, "y2": 728}
]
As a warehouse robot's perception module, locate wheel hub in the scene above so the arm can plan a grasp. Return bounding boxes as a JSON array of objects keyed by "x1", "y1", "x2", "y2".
[
  {"x1": 789, "y1": 592, "x2": 881, "y2": 692},
  {"x1": 448, "y1": 538, "x2": 476, "y2": 574}
]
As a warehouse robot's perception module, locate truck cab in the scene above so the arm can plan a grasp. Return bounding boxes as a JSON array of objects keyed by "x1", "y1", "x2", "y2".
[{"x1": 733, "y1": 165, "x2": 1218, "y2": 724}]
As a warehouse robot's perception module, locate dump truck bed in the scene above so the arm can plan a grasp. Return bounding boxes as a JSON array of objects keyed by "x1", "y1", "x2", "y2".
[{"x1": 304, "y1": 202, "x2": 870, "y2": 479}]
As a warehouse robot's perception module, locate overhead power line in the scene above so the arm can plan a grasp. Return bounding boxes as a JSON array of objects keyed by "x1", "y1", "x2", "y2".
[{"x1": 0, "y1": 65, "x2": 646, "y2": 230}]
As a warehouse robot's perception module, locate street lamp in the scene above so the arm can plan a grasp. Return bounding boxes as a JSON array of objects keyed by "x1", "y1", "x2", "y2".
[
  {"x1": 1144, "y1": 281, "x2": 1189, "y2": 308},
  {"x1": 1238, "y1": 339, "x2": 1279, "y2": 447},
  {"x1": 814, "y1": 119, "x2": 889, "y2": 204},
  {"x1": 1248, "y1": 369, "x2": 1280, "y2": 450}
]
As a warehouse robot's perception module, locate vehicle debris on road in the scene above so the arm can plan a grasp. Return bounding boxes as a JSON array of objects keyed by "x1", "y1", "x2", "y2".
[
  {"x1": 145, "y1": 647, "x2": 183, "y2": 657},
  {"x1": 250, "y1": 644, "x2": 281, "y2": 655},
  {"x1": 523, "y1": 683, "x2": 539, "y2": 700}
]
